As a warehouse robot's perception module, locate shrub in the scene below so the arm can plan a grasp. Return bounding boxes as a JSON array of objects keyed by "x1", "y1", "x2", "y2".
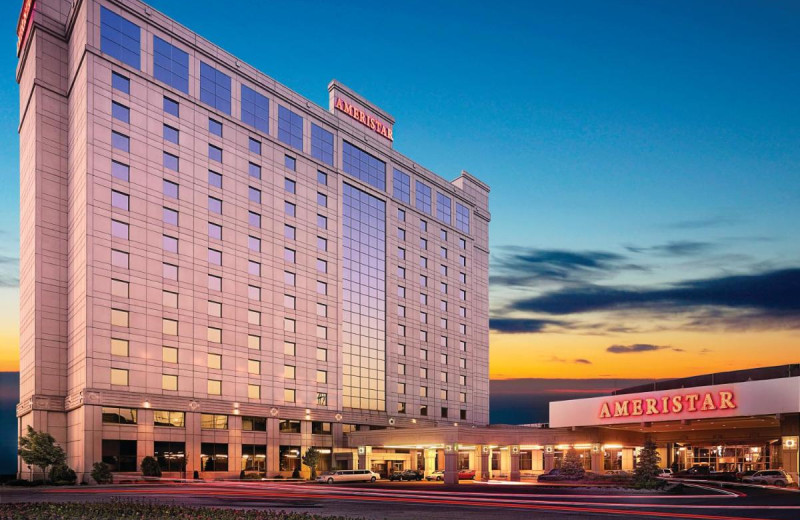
[
  {"x1": 91, "y1": 462, "x2": 112, "y2": 484},
  {"x1": 140, "y1": 456, "x2": 162, "y2": 478},
  {"x1": 560, "y1": 448, "x2": 586, "y2": 479},
  {"x1": 49, "y1": 463, "x2": 77, "y2": 485},
  {"x1": 633, "y1": 439, "x2": 662, "y2": 489}
]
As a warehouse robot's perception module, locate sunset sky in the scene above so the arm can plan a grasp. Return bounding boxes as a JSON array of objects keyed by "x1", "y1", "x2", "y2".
[{"x1": 0, "y1": 0, "x2": 798, "y2": 386}]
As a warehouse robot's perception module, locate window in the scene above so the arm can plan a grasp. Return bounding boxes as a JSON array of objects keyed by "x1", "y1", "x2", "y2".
[
  {"x1": 285, "y1": 155, "x2": 296, "y2": 171},
  {"x1": 100, "y1": 7, "x2": 140, "y2": 69},
  {"x1": 284, "y1": 341, "x2": 296, "y2": 356},
  {"x1": 208, "y1": 379, "x2": 222, "y2": 395},
  {"x1": 398, "y1": 363, "x2": 406, "y2": 375},
  {"x1": 317, "y1": 280, "x2": 328, "y2": 295},
  {"x1": 316, "y1": 347, "x2": 328, "y2": 361},
  {"x1": 393, "y1": 169, "x2": 410, "y2": 203},
  {"x1": 208, "y1": 300, "x2": 222, "y2": 317},
  {"x1": 284, "y1": 318, "x2": 296, "y2": 333},
  {"x1": 163, "y1": 152, "x2": 179, "y2": 171},
  {"x1": 460, "y1": 409, "x2": 467, "y2": 420},
  {"x1": 460, "y1": 374, "x2": 467, "y2": 385},
  {"x1": 284, "y1": 178, "x2": 296, "y2": 193},
  {"x1": 317, "y1": 236, "x2": 327, "y2": 252},
  {"x1": 420, "y1": 256, "x2": 428, "y2": 268},
  {"x1": 285, "y1": 248, "x2": 296, "y2": 263},
  {"x1": 201, "y1": 414, "x2": 228, "y2": 431},
  {"x1": 241, "y1": 84, "x2": 270, "y2": 133},
  {"x1": 398, "y1": 247, "x2": 406, "y2": 260},
  {"x1": 436, "y1": 192, "x2": 452, "y2": 224},
  {"x1": 200, "y1": 443, "x2": 228, "y2": 471},
  {"x1": 397, "y1": 324, "x2": 406, "y2": 336},
  {"x1": 420, "y1": 219, "x2": 428, "y2": 232},
  {"x1": 398, "y1": 208, "x2": 406, "y2": 221},
  {"x1": 441, "y1": 407, "x2": 449, "y2": 418},
  {"x1": 312, "y1": 421, "x2": 332, "y2": 435},
  {"x1": 102, "y1": 439, "x2": 137, "y2": 472},
  {"x1": 163, "y1": 96, "x2": 179, "y2": 117},
  {"x1": 317, "y1": 192, "x2": 328, "y2": 207},
  {"x1": 317, "y1": 259, "x2": 328, "y2": 273},
  {"x1": 459, "y1": 255, "x2": 467, "y2": 267},
  {"x1": 248, "y1": 384, "x2": 261, "y2": 399},
  {"x1": 163, "y1": 290, "x2": 178, "y2": 308},
  {"x1": 111, "y1": 190, "x2": 129, "y2": 211},
  {"x1": 342, "y1": 141, "x2": 385, "y2": 190},
  {"x1": 110, "y1": 368, "x2": 128, "y2": 386},
  {"x1": 420, "y1": 386, "x2": 428, "y2": 397},
  {"x1": 440, "y1": 282, "x2": 448, "y2": 294},
  {"x1": 208, "y1": 196, "x2": 222, "y2": 214},
  {"x1": 208, "y1": 144, "x2": 222, "y2": 163},
  {"x1": 317, "y1": 214, "x2": 328, "y2": 229},
  {"x1": 207, "y1": 327, "x2": 222, "y2": 343},
  {"x1": 111, "y1": 131, "x2": 129, "y2": 152},
  {"x1": 420, "y1": 367, "x2": 428, "y2": 379},
  {"x1": 441, "y1": 247, "x2": 448, "y2": 259},
  {"x1": 162, "y1": 346, "x2": 178, "y2": 363},
  {"x1": 249, "y1": 211, "x2": 261, "y2": 228},
  {"x1": 153, "y1": 410, "x2": 185, "y2": 427},
  {"x1": 398, "y1": 228, "x2": 406, "y2": 241},
  {"x1": 248, "y1": 335, "x2": 261, "y2": 350},
  {"x1": 242, "y1": 416, "x2": 267, "y2": 432},
  {"x1": 316, "y1": 303, "x2": 327, "y2": 317},
  {"x1": 316, "y1": 370, "x2": 328, "y2": 384},
  {"x1": 317, "y1": 170, "x2": 328, "y2": 185},
  {"x1": 200, "y1": 62, "x2": 231, "y2": 114},
  {"x1": 209, "y1": 170, "x2": 222, "y2": 188},
  {"x1": 208, "y1": 274, "x2": 222, "y2": 291},
  {"x1": 248, "y1": 285, "x2": 260, "y2": 300},
  {"x1": 459, "y1": 358, "x2": 467, "y2": 369},
  {"x1": 249, "y1": 137, "x2": 262, "y2": 154},
  {"x1": 283, "y1": 294, "x2": 295, "y2": 309},
  {"x1": 248, "y1": 260, "x2": 261, "y2": 276},
  {"x1": 279, "y1": 419, "x2": 301, "y2": 433},
  {"x1": 420, "y1": 348, "x2": 428, "y2": 360},
  {"x1": 162, "y1": 318, "x2": 178, "y2": 335},
  {"x1": 316, "y1": 325, "x2": 328, "y2": 339},
  {"x1": 420, "y1": 274, "x2": 428, "y2": 287},
  {"x1": 278, "y1": 105, "x2": 303, "y2": 150},
  {"x1": 460, "y1": 272, "x2": 467, "y2": 284},
  {"x1": 163, "y1": 235, "x2": 178, "y2": 253},
  {"x1": 163, "y1": 179, "x2": 179, "y2": 199},
  {"x1": 284, "y1": 271, "x2": 296, "y2": 286},
  {"x1": 311, "y1": 123, "x2": 334, "y2": 165},
  {"x1": 248, "y1": 162, "x2": 261, "y2": 179},
  {"x1": 163, "y1": 124, "x2": 179, "y2": 144},
  {"x1": 208, "y1": 222, "x2": 222, "y2": 240},
  {"x1": 456, "y1": 203, "x2": 470, "y2": 233},
  {"x1": 111, "y1": 338, "x2": 129, "y2": 356},
  {"x1": 284, "y1": 225, "x2": 296, "y2": 240},
  {"x1": 208, "y1": 118, "x2": 223, "y2": 137},
  {"x1": 111, "y1": 72, "x2": 129, "y2": 94},
  {"x1": 285, "y1": 201, "x2": 296, "y2": 216},
  {"x1": 102, "y1": 407, "x2": 137, "y2": 425},
  {"x1": 111, "y1": 160, "x2": 129, "y2": 181},
  {"x1": 162, "y1": 374, "x2": 178, "y2": 391},
  {"x1": 111, "y1": 249, "x2": 129, "y2": 268},
  {"x1": 111, "y1": 101, "x2": 129, "y2": 123},
  {"x1": 415, "y1": 181, "x2": 432, "y2": 214},
  {"x1": 398, "y1": 286, "x2": 406, "y2": 298},
  {"x1": 153, "y1": 36, "x2": 189, "y2": 93},
  {"x1": 284, "y1": 388, "x2": 296, "y2": 403},
  {"x1": 441, "y1": 229, "x2": 448, "y2": 241},
  {"x1": 249, "y1": 232, "x2": 261, "y2": 249},
  {"x1": 460, "y1": 340, "x2": 467, "y2": 352},
  {"x1": 111, "y1": 220, "x2": 128, "y2": 240}
]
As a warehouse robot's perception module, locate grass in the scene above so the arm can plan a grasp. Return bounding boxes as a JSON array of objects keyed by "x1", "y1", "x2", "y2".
[{"x1": 0, "y1": 501, "x2": 364, "y2": 520}]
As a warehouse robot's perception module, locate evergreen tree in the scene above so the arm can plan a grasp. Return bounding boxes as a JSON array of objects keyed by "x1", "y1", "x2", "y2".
[
  {"x1": 301, "y1": 447, "x2": 321, "y2": 480},
  {"x1": 633, "y1": 439, "x2": 662, "y2": 488},
  {"x1": 18, "y1": 426, "x2": 67, "y2": 481},
  {"x1": 560, "y1": 448, "x2": 586, "y2": 479},
  {"x1": 91, "y1": 462, "x2": 113, "y2": 484}
]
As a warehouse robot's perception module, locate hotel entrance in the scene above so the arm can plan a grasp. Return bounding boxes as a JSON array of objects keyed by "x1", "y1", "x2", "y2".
[{"x1": 671, "y1": 441, "x2": 783, "y2": 472}]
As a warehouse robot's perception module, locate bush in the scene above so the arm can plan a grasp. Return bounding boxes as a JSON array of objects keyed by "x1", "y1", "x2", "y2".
[
  {"x1": 91, "y1": 462, "x2": 112, "y2": 484},
  {"x1": 4, "y1": 479, "x2": 32, "y2": 486},
  {"x1": 140, "y1": 456, "x2": 162, "y2": 478},
  {"x1": 560, "y1": 448, "x2": 586, "y2": 479},
  {"x1": 49, "y1": 463, "x2": 77, "y2": 485}
]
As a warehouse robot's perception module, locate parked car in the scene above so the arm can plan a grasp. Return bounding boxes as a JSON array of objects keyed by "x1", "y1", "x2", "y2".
[
  {"x1": 316, "y1": 469, "x2": 379, "y2": 484},
  {"x1": 425, "y1": 470, "x2": 444, "y2": 481},
  {"x1": 458, "y1": 469, "x2": 476, "y2": 480},
  {"x1": 736, "y1": 470, "x2": 758, "y2": 481},
  {"x1": 604, "y1": 470, "x2": 631, "y2": 477},
  {"x1": 389, "y1": 469, "x2": 423, "y2": 481},
  {"x1": 657, "y1": 468, "x2": 673, "y2": 478},
  {"x1": 537, "y1": 469, "x2": 563, "y2": 482},
  {"x1": 742, "y1": 470, "x2": 795, "y2": 487},
  {"x1": 672, "y1": 465, "x2": 736, "y2": 482}
]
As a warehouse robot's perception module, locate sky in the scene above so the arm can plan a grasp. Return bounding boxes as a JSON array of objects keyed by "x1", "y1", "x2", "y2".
[{"x1": 0, "y1": 0, "x2": 799, "y2": 432}]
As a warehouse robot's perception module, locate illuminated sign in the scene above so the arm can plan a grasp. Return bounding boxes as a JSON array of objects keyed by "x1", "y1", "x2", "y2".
[
  {"x1": 17, "y1": 0, "x2": 35, "y2": 56},
  {"x1": 598, "y1": 391, "x2": 736, "y2": 419},
  {"x1": 334, "y1": 97, "x2": 393, "y2": 141}
]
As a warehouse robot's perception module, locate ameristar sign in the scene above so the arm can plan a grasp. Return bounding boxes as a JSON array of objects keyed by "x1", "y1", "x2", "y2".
[
  {"x1": 334, "y1": 97, "x2": 393, "y2": 141},
  {"x1": 599, "y1": 390, "x2": 736, "y2": 419}
]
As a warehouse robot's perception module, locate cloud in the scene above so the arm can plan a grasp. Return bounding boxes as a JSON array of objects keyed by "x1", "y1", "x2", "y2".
[
  {"x1": 625, "y1": 241, "x2": 716, "y2": 257},
  {"x1": 489, "y1": 317, "x2": 565, "y2": 334},
  {"x1": 574, "y1": 358, "x2": 592, "y2": 364},
  {"x1": 0, "y1": 255, "x2": 19, "y2": 288},
  {"x1": 549, "y1": 356, "x2": 593, "y2": 364},
  {"x1": 606, "y1": 343, "x2": 670, "y2": 354},
  {"x1": 664, "y1": 216, "x2": 740, "y2": 230}
]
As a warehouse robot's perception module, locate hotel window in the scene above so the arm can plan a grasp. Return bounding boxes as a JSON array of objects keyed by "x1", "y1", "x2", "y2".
[
  {"x1": 200, "y1": 62, "x2": 232, "y2": 114},
  {"x1": 284, "y1": 177, "x2": 296, "y2": 193},
  {"x1": 460, "y1": 340, "x2": 467, "y2": 352},
  {"x1": 248, "y1": 162, "x2": 261, "y2": 180},
  {"x1": 460, "y1": 409, "x2": 467, "y2": 420},
  {"x1": 440, "y1": 317, "x2": 448, "y2": 329},
  {"x1": 111, "y1": 278, "x2": 129, "y2": 298},
  {"x1": 241, "y1": 84, "x2": 269, "y2": 133},
  {"x1": 248, "y1": 285, "x2": 261, "y2": 301},
  {"x1": 279, "y1": 420, "x2": 301, "y2": 433},
  {"x1": 111, "y1": 131, "x2": 129, "y2": 152},
  {"x1": 440, "y1": 336, "x2": 448, "y2": 348},
  {"x1": 415, "y1": 181, "x2": 432, "y2": 214},
  {"x1": 459, "y1": 238, "x2": 467, "y2": 249},
  {"x1": 317, "y1": 214, "x2": 328, "y2": 229},
  {"x1": 440, "y1": 229, "x2": 448, "y2": 241},
  {"x1": 208, "y1": 300, "x2": 222, "y2": 317},
  {"x1": 208, "y1": 144, "x2": 222, "y2": 163},
  {"x1": 249, "y1": 137, "x2": 262, "y2": 154},
  {"x1": 111, "y1": 220, "x2": 128, "y2": 239},
  {"x1": 249, "y1": 211, "x2": 261, "y2": 228},
  {"x1": 284, "y1": 388, "x2": 296, "y2": 403},
  {"x1": 163, "y1": 179, "x2": 179, "y2": 199},
  {"x1": 200, "y1": 444, "x2": 228, "y2": 471},
  {"x1": 248, "y1": 359, "x2": 261, "y2": 375},
  {"x1": 112, "y1": 72, "x2": 129, "y2": 94},
  {"x1": 398, "y1": 247, "x2": 406, "y2": 260},
  {"x1": 316, "y1": 303, "x2": 327, "y2": 317},
  {"x1": 248, "y1": 384, "x2": 261, "y2": 399},
  {"x1": 111, "y1": 101, "x2": 129, "y2": 124},
  {"x1": 162, "y1": 262, "x2": 177, "y2": 280},
  {"x1": 398, "y1": 228, "x2": 406, "y2": 241},
  {"x1": 163, "y1": 124, "x2": 179, "y2": 144},
  {"x1": 102, "y1": 407, "x2": 137, "y2": 425},
  {"x1": 284, "y1": 341, "x2": 296, "y2": 356},
  {"x1": 440, "y1": 300, "x2": 447, "y2": 311},
  {"x1": 316, "y1": 370, "x2": 327, "y2": 384},
  {"x1": 278, "y1": 105, "x2": 303, "y2": 151},
  {"x1": 397, "y1": 305, "x2": 406, "y2": 317},
  {"x1": 285, "y1": 201, "x2": 296, "y2": 216},
  {"x1": 397, "y1": 324, "x2": 406, "y2": 336},
  {"x1": 420, "y1": 348, "x2": 428, "y2": 360},
  {"x1": 420, "y1": 274, "x2": 428, "y2": 287},
  {"x1": 163, "y1": 96, "x2": 179, "y2": 117},
  {"x1": 397, "y1": 402, "x2": 406, "y2": 414},
  {"x1": 316, "y1": 347, "x2": 328, "y2": 361},
  {"x1": 284, "y1": 271, "x2": 296, "y2": 286},
  {"x1": 285, "y1": 155, "x2": 296, "y2": 171},
  {"x1": 161, "y1": 207, "x2": 178, "y2": 227},
  {"x1": 317, "y1": 281, "x2": 328, "y2": 295},
  {"x1": 392, "y1": 169, "x2": 411, "y2": 203},
  {"x1": 397, "y1": 363, "x2": 406, "y2": 375},
  {"x1": 248, "y1": 335, "x2": 261, "y2": 350},
  {"x1": 162, "y1": 374, "x2": 178, "y2": 391},
  {"x1": 455, "y1": 203, "x2": 470, "y2": 233},
  {"x1": 460, "y1": 323, "x2": 467, "y2": 334},
  {"x1": 111, "y1": 190, "x2": 129, "y2": 211},
  {"x1": 208, "y1": 170, "x2": 222, "y2": 188},
  {"x1": 285, "y1": 248, "x2": 296, "y2": 263},
  {"x1": 248, "y1": 260, "x2": 261, "y2": 276},
  {"x1": 441, "y1": 353, "x2": 448, "y2": 365},
  {"x1": 342, "y1": 141, "x2": 386, "y2": 190},
  {"x1": 100, "y1": 7, "x2": 140, "y2": 69},
  {"x1": 208, "y1": 248, "x2": 222, "y2": 265},
  {"x1": 208, "y1": 379, "x2": 222, "y2": 395},
  {"x1": 459, "y1": 272, "x2": 467, "y2": 284},
  {"x1": 162, "y1": 346, "x2": 178, "y2": 364},
  {"x1": 420, "y1": 367, "x2": 428, "y2": 378},
  {"x1": 242, "y1": 416, "x2": 267, "y2": 431},
  {"x1": 459, "y1": 358, "x2": 467, "y2": 369},
  {"x1": 420, "y1": 256, "x2": 428, "y2": 268},
  {"x1": 316, "y1": 325, "x2": 328, "y2": 340},
  {"x1": 460, "y1": 289, "x2": 467, "y2": 300},
  {"x1": 163, "y1": 235, "x2": 178, "y2": 253},
  {"x1": 317, "y1": 170, "x2": 328, "y2": 185},
  {"x1": 440, "y1": 247, "x2": 448, "y2": 259},
  {"x1": 110, "y1": 368, "x2": 129, "y2": 386},
  {"x1": 312, "y1": 421, "x2": 332, "y2": 435},
  {"x1": 201, "y1": 414, "x2": 228, "y2": 430},
  {"x1": 208, "y1": 274, "x2": 222, "y2": 291},
  {"x1": 420, "y1": 293, "x2": 428, "y2": 305},
  {"x1": 420, "y1": 386, "x2": 428, "y2": 397},
  {"x1": 397, "y1": 383, "x2": 406, "y2": 394},
  {"x1": 284, "y1": 225, "x2": 296, "y2": 240},
  {"x1": 283, "y1": 318, "x2": 296, "y2": 333},
  {"x1": 420, "y1": 219, "x2": 428, "y2": 232},
  {"x1": 162, "y1": 318, "x2": 178, "y2": 335},
  {"x1": 441, "y1": 407, "x2": 448, "y2": 418},
  {"x1": 460, "y1": 375, "x2": 467, "y2": 385},
  {"x1": 283, "y1": 295, "x2": 295, "y2": 310},
  {"x1": 311, "y1": 123, "x2": 334, "y2": 165},
  {"x1": 398, "y1": 208, "x2": 406, "y2": 221},
  {"x1": 111, "y1": 338, "x2": 129, "y2": 356},
  {"x1": 398, "y1": 286, "x2": 406, "y2": 298},
  {"x1": 317, "y1": 192, "x2": 328, "y2": 207},
  {"x1": 208, "y1": 222, "x2": 222, "y2": 240},
  {"x1": 153, "y1": 36, "x2": 189, "y2": 93},
  {"x1": 111, "y1": 249, "x2": 129, "y2": 269},
  {"x1": 419, "y1": 311, "x2": 427, "y2": 323},
  {"x1": 112, "y1": 160, "x2": 129, "y2": 181},
  {"x1": 398, "y1": 266, "x2": 406, "y2": 279},
  {"x1": 440, "y1": 282, "x2": 448, "y2": 294},
  {"x1": 460, "y1": 306, "x2": 467, "y2": 317},
  {"x1": 420, "y1": 238, "x2": 427, "y2": 250},
  {"x1": 436, "y1": 192, "x2": 451, "y2": 224},
  {"x1": 207, "y1": 327, "x2": 222, "y2": 343},
  {"x1": 208, "y1": 118, "x2": 223, "y2": 137},
  {"x1": 248, "y1": 236, "x2": 261, "y2": 252},
  {"x1": 317, "y1": 237, "x2": 327, "y2": 252},
  {"x1": 163, "y1": 290, "x2": 178, "y2": 308},
  {"x1": 441, "y1": 389, "x2": 448, "y2": 399},
  {"x1": 420, "y1": 405, "x2": 428, "y2": 416},
  {"x1": 163, "y1": 152, "x2": 179, "y2": 171},
  {"x1": 154, "y1": 411, "x2": 184, "y2": 428}
]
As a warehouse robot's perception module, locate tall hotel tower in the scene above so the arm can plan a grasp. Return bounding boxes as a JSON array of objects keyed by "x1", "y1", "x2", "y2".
[{"x1": 16, "y1": 0, "x2": 489, "y2": 479}]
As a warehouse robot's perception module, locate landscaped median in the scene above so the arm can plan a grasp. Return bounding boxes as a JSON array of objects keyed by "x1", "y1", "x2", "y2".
[{"x1": 0, "y1": 502, "x2": 363, "y2": 520}]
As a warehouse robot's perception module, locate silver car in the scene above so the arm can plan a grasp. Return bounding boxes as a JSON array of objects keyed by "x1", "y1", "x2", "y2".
[{"x1": 742, "y1": 470, "x2": 794, "y2": 487}]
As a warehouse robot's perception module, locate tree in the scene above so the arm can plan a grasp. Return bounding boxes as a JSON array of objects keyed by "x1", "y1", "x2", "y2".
[
  {"x1": 141, "y1": 456, "x2": 162, "y2": 478},
  {"x1": 633, "y1": 439, "x2": 662, "y2": 489},
  {"x1": 18, "y1": 426, "x2": 66, "y2": 481},
  {"x1": 560, "y1": 448, "x2": 586, "y2": 479},
  {"x1": 301, "y1": 447, "x2": 321, "y2": 480},
  {"x1": 91, "y1": 462, "x2": 113, "y2": 484}
]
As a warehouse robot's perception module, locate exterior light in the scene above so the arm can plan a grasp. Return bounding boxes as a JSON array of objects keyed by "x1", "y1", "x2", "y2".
[{"x1": 143, "y1": 400, "x2": 150, "y2": 408}]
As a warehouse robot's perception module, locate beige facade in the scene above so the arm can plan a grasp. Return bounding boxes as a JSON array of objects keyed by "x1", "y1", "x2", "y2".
[{"x1": 17, "y1": 0, "x2": 490, "y2": 480}]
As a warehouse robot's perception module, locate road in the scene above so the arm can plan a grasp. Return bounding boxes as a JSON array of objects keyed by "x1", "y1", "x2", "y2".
[{"x1": 1, "y1": 480, "x2": 799, "y2": 520}]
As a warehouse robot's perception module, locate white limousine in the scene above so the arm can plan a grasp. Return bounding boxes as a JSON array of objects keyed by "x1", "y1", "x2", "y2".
[{"x1": 316, "y1": 469, "x2": 380, "y2": 484}]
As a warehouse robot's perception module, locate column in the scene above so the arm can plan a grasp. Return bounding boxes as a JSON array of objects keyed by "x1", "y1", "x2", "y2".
[
  {"x1": 443, "y1": 446, "x2": 458, "y2": 485},
  {"x1": 266, "y1": 418, "x2": 280, "y2": 477},
  {"x1": 622, "y1": 448, "x2": 635, "y2": 471},
  {"x1": 509, "y1": 445, "x2": 520, "y2": 482},
  {"x1": 357, "y1": 446, "x2": 371, "y2": 470},
  {"x1": 475, "y1": 445, "x2": 490, "y2": 481},
  {"x1": 543, "y1": 446, "x2": 555, "y2": 472},
  {"x1": 424, "y1": 448, "x2": 437, "y2": 477},
  {"x1": 532, "y1": 449, "x2": 544, "y2": 473}
]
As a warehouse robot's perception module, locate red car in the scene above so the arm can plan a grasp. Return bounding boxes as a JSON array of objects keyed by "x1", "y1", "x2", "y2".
[{"x1": 458, "y1": 469, "x2": 476, "y2": 480}]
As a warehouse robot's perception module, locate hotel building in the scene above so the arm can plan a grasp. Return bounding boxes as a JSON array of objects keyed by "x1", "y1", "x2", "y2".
[{"x1": 16, "y1": 0, "x2": 490, "y2": 480}]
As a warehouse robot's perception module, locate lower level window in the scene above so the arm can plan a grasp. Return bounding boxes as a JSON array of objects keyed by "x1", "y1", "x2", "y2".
[
  {"x1": 154, "y1": 441, "x2": 186, "y2": 472},
  {"x1": 102, "y1": 439, "x2": 137, "y2": 472},
  {"x1": 279, "y1": 445, "x2": 301, "y2": 472},
  {"x1": 241, "y1": 444, "x2": 267, "y2": 472},
  {"x1": 200, "y1": 442, "x2": 228, "y2": 472}
]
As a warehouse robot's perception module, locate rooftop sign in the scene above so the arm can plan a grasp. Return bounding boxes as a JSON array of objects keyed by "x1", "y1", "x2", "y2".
[
  {"x1": 328, "y1": 80, "x2": 395, "y2": 145},
  {"x1": 17, "y1": 0, "x2": 35, "y2": 56}
]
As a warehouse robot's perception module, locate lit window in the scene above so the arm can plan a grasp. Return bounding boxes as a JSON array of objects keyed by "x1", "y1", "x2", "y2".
[
  {"x1": 248, "y1": 384, "x2": 261, "y2": 399},
  {"x1": 208, "y1": 300, "x2": 221, "y2": 317},
  {"x1": 208, "y1": 379, "x2": 222, "y2": 395},
  {"x1": 163, "y1": 290, "x2": 178, "y2": 308},
  {"x1": 284, "y1": 388, "x2": 296, "y2": 403},
  {"x1": 111, "y1": 308, "x2": 128, "y2": 327},
  {"x1": 284, "y1": 365, "x2": 296, "y2": 379},
  {"x1": 111, "y1": 338, "x2": 129, "y2": 356},
  {"x1": 162, "y1": 318, "x2": 178, "y2": 335},
  {"x1": 248, "y1": 359, "x2": 261, "y2": 375},
  {"x1": 316, "y1": 348, "x2": 327, "y2": 361},
  {"x1": 248, "y1": 335, "x2": 261, "y2": 350},
  {"x1": 283, "y1": 318, "x2": 296, "y2": 333},
  {"x1": 284, "y1": 341, "x2": 296, "y2": 356},
  {"x1": 162, "y1": 346, "x2": 178, "y2": 363},
  {"x1": 207, "y1": 353, "x2": 222, "y2": 369},
  {"x1": 162, "y1": 374, "x2": 178, "y2": 391},
  {"x1": 207, "y1": 327, "x2": 222, "y2": 343},
  {"x1": 110, "y1": 368, "x2": 129, "y2": 386}
]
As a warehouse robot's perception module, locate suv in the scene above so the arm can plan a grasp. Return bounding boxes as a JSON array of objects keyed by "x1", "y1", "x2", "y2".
[
  {"x1": 743, "y1": 470, "x2": 795, "y2": 487},
  {"x1": 389, "y1": 469, "x2": 423, "y2": 481}
]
